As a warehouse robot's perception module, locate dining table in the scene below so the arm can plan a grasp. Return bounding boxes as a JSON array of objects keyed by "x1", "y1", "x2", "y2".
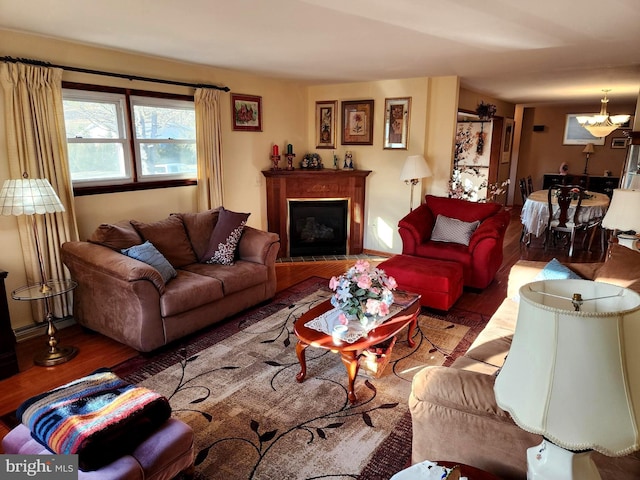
[{"x1": 521, "y1": 189, "x2": 610, "y2": 239}]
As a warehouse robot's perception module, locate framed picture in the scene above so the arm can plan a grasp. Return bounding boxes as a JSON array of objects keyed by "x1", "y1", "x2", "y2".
[
  {"x1": 501, "y1": 118, "x2": 514, "y2": 163},
  {"x1": 341, "y1": 100, "x2": 374, "y2": 145},
  {"x1": 611, "y1": 137, "x2": 628, "y2": 149},
  {"x1": 315, "y1": 100, "x2": 337, "y2": 149},
  {"x1": 562, "y1": 114, "x2": 605, "y2": 145},
  {"x1": 383, "y1": 97, "x2": 411, "y2": 149},
  {"x1": 231, "y1": 93, "x2": 262, "y2": 131}
]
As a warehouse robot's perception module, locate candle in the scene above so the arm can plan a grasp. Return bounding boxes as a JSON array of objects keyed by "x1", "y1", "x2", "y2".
[
  {"x1": 287, "y1": 144, "x2": 293, "y2": 154},
  {"x1": 272, "y1": 145, "x2": 279, "y2": 156}
]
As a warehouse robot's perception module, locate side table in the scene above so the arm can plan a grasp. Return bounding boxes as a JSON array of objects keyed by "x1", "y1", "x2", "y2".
[{"x1": 12, "y1": 279, "x2": 78, "y2": 366}]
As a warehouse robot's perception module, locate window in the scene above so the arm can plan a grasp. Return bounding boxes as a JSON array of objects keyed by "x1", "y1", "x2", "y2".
[{"x1": 62, "y1": 86, "x2": 196, "y2": 192}]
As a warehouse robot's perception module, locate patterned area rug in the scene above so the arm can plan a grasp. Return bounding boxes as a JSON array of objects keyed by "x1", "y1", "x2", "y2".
[{"x1": 113, "y1": 277, "x2": 489, "y2": 480}]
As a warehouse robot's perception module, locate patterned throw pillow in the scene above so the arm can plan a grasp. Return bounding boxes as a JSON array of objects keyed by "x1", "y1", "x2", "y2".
[
  {"x1": 430, "y1": 215, "x2": 480, "y2": 246},
  {"x1": 202, "y1": 208, "x2": 250, "y2": 265},
  {"x1": 121, "y1": 241, "x2": 177, "y2": 284}
]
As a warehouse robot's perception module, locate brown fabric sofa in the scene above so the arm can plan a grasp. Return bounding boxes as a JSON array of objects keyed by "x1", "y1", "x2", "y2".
[
  {"x1": 409, "y1": 244, "x2": 640, "y2": 480},
  {"x1": 61, "y1": 208, "x2": 280, "y2": 352}
]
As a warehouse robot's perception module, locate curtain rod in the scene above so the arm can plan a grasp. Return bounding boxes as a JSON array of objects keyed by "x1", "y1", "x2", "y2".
[{"x1": 1, "y1": 56, "x2": 230, "y2": 92}]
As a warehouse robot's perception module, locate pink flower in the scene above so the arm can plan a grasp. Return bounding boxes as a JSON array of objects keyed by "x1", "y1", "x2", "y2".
[
  {"x1": 338, "y1": 312, "x2": 348, "y2": 325},
  {"x1": 357, "y1": 274, "x2": 372, "y2": 290},
  {"x1": 354, "y1": 260, "x2": 370, "y2": 273},
  {"x1": 385, "y1": 276, "x2": 397, "y2": 290},
  {"x1": 329, "y1": 276, "x2": 340, "y2": 290},
  {"x1": 378, "y1": 302, "x2": 390, "y2": 316},
  {"x1": 365, "y1": 299, "x2": 380, "y2": 316}
]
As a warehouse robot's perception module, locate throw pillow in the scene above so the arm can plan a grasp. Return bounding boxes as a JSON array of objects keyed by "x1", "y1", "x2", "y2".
[
  {"x1": 534, "y1": 258, "x2": 583, "y2": 281},
  {"x1": 594, "y1": 243, "x2": 640, "y2": 294},
  {"x1": 430, "y1": 215, "x2": 480, "y2": 246},
  {"x1": 131, "y1": 216, "x2": 197, "y2": 268},
  {"x1": 121, "y1": 241, "x2": 177, "y2": 284},
  {"x1": 202, "y1": 207, "x2": 250, "y2": 265},
  {"x1": 89, "y1": 220, "x2": 142, "y2": 250}
]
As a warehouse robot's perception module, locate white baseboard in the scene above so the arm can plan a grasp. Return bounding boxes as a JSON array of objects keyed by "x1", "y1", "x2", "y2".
[{"x1": 14, "y1": 316, "x2": 77, "y2": 342}]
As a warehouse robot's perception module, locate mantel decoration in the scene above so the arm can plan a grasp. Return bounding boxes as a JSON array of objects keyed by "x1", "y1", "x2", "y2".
[
  {"x1": 300, "y1": 153, "x2": 323, "y2": 169},
  {"x1": 329, "y1": 260, "x2": 397, "y2": 328},
  {"x1": 475, "y1": 101, "x2": 497, "y2": 121}
]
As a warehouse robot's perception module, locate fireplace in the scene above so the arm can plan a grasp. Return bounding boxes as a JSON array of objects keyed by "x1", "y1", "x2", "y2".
[
  {"x1": 262, "y1": 169, "x2": 371, "y2": 258},
  {"x1": 288, "y1": 199, "x2": 349, "y2": 256}
]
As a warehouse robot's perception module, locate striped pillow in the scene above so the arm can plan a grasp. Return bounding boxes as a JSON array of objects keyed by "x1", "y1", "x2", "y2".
[{"x1": 431, "y1": 215, "x2": 480, "y2": 246}]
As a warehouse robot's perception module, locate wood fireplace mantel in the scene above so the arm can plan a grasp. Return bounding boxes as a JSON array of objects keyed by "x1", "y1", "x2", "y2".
[{"x1": 262, "y1": 169, "x2": 371, "y2": 257}]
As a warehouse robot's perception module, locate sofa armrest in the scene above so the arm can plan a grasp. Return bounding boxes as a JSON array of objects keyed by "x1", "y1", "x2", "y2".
[
  {"x1": 398, "y1": 205, "x2": 435, "y2": 255},
  {"x1": 238, "y1": 227, "x2": 280, "y2": 265},
  {"x1": 468, "y1": 210, "x2": 510, "y2": 253},
  {"x1": 61, "y1": 242, "x2": 166, "y2": 294}
]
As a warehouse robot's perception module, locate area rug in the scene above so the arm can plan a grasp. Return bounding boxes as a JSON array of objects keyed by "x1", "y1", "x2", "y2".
[{"x1": 112, "y1": 277, "x2": 489, "y2": 480}]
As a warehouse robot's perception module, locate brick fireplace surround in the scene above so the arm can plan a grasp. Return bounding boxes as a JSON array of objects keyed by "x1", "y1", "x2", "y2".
[{"x1": 262, "y1": 169, "x2": 371, "y2": 258}]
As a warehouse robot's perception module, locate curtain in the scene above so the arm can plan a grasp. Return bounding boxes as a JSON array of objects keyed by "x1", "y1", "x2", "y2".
[
  {"x1": 0, "y1": 62, "x2": 79, "y2": 321},
  {"x1": 195, "y1": 88, "x2": 224, "y2": 210}
]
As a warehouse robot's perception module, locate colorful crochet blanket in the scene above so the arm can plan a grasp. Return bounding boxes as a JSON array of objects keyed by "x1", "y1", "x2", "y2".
[{"x1": 17, "y1": 368, "x2": 171, "y2": 471}]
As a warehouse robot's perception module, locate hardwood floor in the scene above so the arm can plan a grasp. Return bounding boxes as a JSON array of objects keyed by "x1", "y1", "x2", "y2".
[{"x1": 0, "y1": 206, "x2": 607, "y2": 445}]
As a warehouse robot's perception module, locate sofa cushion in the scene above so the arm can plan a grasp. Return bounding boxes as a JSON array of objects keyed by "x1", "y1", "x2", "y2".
[
  {"x1": 182, "y1": 260, "x2": 268, "y2": 296},
  {"x1": 202, "y1": 207, "x2": 250, "y2": 265},
  {"x1": 176, "y1": 208, "x2": 221, "y2": 261},
  {"x1": 131, "y1": 216, "x2": 197, "y2": 268},
  {"x1": 121, "y1": 241, "x2": 177, "y2": 284},
  {"x1": 425, "y1": 195, "x2": 502, "y2": 223},
  {"x1": 90, "y1": 220, "x2": 142, "y2": 250},
  {"x1": 594, "y1": 243, "x2": 640, "y2": 294},
  {"x1": 160, "y1": 270, "x2": 224, "y2": 317},
  {"x1": 431, "y1": 215, "x2": 480, "y2": 246}
]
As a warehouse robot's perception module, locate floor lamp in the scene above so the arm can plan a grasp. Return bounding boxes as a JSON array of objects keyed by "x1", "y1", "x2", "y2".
[
  {"x1": 495, "y1": 279, "x2": 640, "y2": 479},
  {"x1": 602, "y1": 188, "x2": 640, "y2": 250},
  {"x1": 400, "y1": 155, "x2": 432, "y2": 211},
  {"x1": 0, "y1": 176, "x2": 78, "y2": 365}
]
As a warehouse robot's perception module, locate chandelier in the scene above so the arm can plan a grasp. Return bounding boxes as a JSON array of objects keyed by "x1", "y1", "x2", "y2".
[{"x1": 576, "y1": 90, "x2": 630, "y2": 138}]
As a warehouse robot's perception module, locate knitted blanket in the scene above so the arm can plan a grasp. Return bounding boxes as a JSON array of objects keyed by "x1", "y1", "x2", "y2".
[{"x1": 17, "y1": 368, "x2": 171, "y2": 471}]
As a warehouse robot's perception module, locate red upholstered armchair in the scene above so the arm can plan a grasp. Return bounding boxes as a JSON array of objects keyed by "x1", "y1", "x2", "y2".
[{"x1": 398, "y1": 195, "x2": 510, "y2": 289}]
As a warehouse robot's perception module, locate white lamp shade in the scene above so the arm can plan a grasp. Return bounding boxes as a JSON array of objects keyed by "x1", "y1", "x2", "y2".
[
  {"x1": 494, "y1": 279, "x2": 640, "y2": 457},
  {"x1": 602, "y1": 189, "x2": 640, "y2": 231},
  {"x1": 0, "y1": 178, "x2": 65, "y2": 216},
  {"x1": 400, "y1": 155, "x2": 432, "y2": 182}
]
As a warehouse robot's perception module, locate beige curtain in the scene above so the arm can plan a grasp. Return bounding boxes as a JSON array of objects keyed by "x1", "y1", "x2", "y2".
[
  {"x1": 195, "y1": 88, "x2": 224, "y2": 210},
  {"x1": 0, "y1": 62, "x2": 79, "y2": 321}
]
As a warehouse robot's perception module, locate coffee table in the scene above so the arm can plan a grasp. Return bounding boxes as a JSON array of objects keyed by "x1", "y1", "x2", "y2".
[{"x1": 294, "y1": 294, "x2": 420, "y2": 404}]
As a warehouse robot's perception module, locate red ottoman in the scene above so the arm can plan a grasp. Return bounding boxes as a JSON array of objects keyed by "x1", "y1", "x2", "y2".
[{"x1": 378, "y1": 255, "x2": 463, "y2": 311}]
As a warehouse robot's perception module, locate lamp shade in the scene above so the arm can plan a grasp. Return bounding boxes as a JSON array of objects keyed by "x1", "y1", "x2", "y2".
[
  {"x1": 0, "y1": 178, "x2": 65, "y2": 216},
  {"x1": 494, "y1": 279, "x2": 640, "y2": 457},
  {"x1": 602, "y1": 189, "x2": 640, "y2": 231},
  {"x1": 582, "y1": 143, "x2": 595, "y2": 154},
  {"x1": 400, "y1": 155, "x2": 432, "y2": 182}
]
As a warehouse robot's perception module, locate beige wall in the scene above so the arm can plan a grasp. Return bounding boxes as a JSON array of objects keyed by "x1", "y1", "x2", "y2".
[
  {"x1": 514, "y1": 102, "x2": 635, "y2": 201},
  {"x1": 307, "y1": 76, "x2": 459, "y2": 254}
]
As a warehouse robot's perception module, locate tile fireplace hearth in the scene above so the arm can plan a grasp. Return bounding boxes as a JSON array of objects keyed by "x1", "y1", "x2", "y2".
[{"x1": 262, "y1": 169, "x2": 371, "y2": 258}]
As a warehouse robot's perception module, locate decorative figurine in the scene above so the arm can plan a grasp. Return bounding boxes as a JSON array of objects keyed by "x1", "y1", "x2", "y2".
[
  {"x1": 344, "y1": 151, "x2": 352, "y2": 169},
  {"x1": 333, "y1": 152, "x2": 339, "y2": 170}
]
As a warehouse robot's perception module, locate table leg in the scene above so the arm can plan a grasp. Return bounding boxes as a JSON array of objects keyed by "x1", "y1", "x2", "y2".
[
  {"x1": 406, "y1": 311, "x2": 419, "y2": 349},
  {"x1": 295, "y1": 340, "x2": 309, "y2": 383},
  {"x1": 340, "y1": 350, "x2": 360, "y2": 404}
]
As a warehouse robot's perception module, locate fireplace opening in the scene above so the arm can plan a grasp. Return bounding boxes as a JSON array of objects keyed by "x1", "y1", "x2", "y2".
[{"x1": 288, "y1": 199, "x2": 349, "y2": 256}]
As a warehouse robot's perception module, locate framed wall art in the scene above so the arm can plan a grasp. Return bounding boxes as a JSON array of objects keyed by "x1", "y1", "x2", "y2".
[
  {"x1": 231, "y1": 93, "x2": 262, "y2": 131},
  {"x1": 315, "y1": 100, "x2": 337, "y2": 149},
  {"x1": 341, "y1": 99, "x2": 374, "y2": 145},
  {"x1": 562, "y1": 114, "x2": 605, "y2": 145},
  {"x1": 383, "y1": 97, "x2": 411, "y2": 149},
  {"x1": 611, "y1": 137, "x2": 628, "y2": 149}
]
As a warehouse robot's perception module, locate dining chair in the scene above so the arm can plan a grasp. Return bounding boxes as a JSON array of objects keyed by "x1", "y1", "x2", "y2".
[
  {"x1": 526, "y1": 175, "x2": 534, "y2": 195},
  {"x1": 545, "y1": 184, "x2": 587, "y2": 257}
]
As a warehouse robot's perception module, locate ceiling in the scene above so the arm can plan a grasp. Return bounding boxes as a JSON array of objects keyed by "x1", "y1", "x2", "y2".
[{"x1": 2, "y1": 0, "x2": 640, "y2": 106}]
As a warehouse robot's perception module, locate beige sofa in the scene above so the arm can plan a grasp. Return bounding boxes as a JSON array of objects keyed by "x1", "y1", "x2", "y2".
[
  {"x1": 409, "y1": 244, "x2": 640, "y2": 480},
  {"x1": 61, "y1": 208, "x2": 280, "y2": 352}
]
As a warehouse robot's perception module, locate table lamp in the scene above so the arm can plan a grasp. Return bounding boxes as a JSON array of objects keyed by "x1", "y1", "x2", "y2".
[
  {"x1": 400, "y1": 155, "x2": 432, "y2": 211},
  {"x1": 602, "y1": 188, "x2": 640, "y2": 250},
  {"x1": 494, "y1": 279, "x2": 640, "y2": 480}
]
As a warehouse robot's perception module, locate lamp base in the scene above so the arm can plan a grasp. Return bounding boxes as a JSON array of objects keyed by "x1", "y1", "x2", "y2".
[
  {"x1": 34, "y1": 345, "x2": 78, "y2": 367},
  {"x1": 527, "y1": 440, "x2": 601, "y2": 480}
]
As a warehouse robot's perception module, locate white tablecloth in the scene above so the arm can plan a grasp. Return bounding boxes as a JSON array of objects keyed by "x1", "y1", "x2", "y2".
[{"x1": 521, "y1": 190, "x2": 610, "y2": 238}]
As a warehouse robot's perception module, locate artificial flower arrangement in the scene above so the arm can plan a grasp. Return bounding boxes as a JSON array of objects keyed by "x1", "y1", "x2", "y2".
[{"x1": 329, "y1": 260, "x2": 397, "y2": 327}]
